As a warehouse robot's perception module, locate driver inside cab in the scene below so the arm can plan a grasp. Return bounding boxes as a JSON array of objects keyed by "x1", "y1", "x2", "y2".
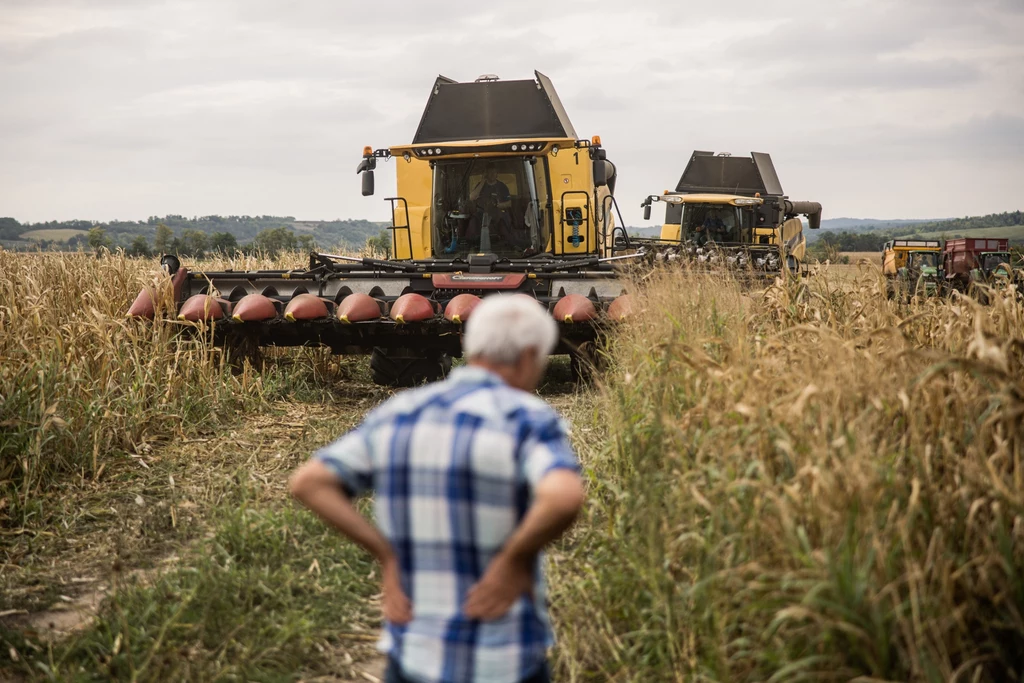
[{"x1": 465, "y1": 163, "x2": 513, "y2": 244}]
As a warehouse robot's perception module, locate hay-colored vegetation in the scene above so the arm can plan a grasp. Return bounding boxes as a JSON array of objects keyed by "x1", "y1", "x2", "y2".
[
  {"x1": 551, "y1": 264, "x2": 1024, "y2": 681},
  {"x1": 0, "y1": 250, "x2": 319, "y2": 507},
  {"x1": 4, "y1": 250, "x2": 1024, "y2": 681},
  {"x1": 1, "y1": 249, "x2": 389, "y2": 680}
]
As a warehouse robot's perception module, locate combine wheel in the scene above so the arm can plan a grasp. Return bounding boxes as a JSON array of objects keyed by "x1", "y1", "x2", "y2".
[
  {"x1": 569, "y1": 341, "x2": 605, "y2": 384},
  {"x1": 370, "y1": 347, "x2": 451, "y2": 387}
]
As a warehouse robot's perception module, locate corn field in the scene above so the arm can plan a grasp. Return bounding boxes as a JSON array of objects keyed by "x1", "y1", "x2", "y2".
[
  {"x1": 0, "y1": 251, "x2": 328, "y2": 519},
  {"x1": 551, "y1": 264, "x2": 1024, "y2": 681},
  {"x1": 2, "y1": 251, "x2": 1023, "y2": 681}
]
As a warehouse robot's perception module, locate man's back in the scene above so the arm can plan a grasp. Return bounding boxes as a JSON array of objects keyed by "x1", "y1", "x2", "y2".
[{"x1": 315, "y1": 366, "x2": 577, "y2": 683}]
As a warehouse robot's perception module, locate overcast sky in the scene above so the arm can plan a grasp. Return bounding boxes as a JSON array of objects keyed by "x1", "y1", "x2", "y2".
[{"x1": 2, "y1": 0, "x2": 1022, "y2": 226}]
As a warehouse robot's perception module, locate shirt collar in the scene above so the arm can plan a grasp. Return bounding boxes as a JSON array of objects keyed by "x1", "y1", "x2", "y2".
[{"x1": 448, "y1": 364, "x2": 506, "y2": 387}]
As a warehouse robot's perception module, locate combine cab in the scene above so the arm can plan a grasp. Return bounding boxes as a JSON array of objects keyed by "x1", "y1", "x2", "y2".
[
  {"x1": 129, "y1": 72, "x2": 636, "y2": 386},
  {"x1": 637, "y1": 151, "x2": 822, "y2": 275}
]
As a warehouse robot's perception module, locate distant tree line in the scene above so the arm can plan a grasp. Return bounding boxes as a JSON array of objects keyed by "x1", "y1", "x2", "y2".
[
  {"x1": 77, "y1": 224, "x2": 320, "y2": 258},
  {"x1": 1, "y1": 214, "x2": 387, "y2": 254},
  {"x1": 898, "y1": 210, "x2": 1023, "y2": 234},
  {"x1": 808, "y1": 210, "x2": 1024, "y2": 258}
]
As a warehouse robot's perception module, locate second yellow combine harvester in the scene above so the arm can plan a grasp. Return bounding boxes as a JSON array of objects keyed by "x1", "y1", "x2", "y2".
[{"x1": 639, "y1": 151, "x2": 822, "y2": 275}]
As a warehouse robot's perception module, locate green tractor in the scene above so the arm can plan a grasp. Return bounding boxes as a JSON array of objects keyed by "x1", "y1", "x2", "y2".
[{"x1": 890, "y1": 250, "x2": 942, "y2": 301}]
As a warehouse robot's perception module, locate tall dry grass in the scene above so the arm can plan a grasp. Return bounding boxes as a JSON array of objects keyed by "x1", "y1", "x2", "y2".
[
  {"x1": 552, "y1": 264, "x2": 1024, "y2": 681},
  {"x1": 0, "y1": 250, "x2": 332, "y2": 521}
]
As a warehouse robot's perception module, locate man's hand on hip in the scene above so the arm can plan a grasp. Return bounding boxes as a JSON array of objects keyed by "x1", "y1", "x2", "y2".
[
  {"x1": 382, "y1": 557, "x2": 413, "y2": 625},
  {"x1": 462, "y1": 468, "x2": 585, "y2": 621},
  {"x1": 463, "y1": 552, "x2": 533, "y2": 621}
]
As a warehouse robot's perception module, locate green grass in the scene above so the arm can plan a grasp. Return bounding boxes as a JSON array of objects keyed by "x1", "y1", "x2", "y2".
[
  {"x1": 1, "y1": 496, "x2": 379, "y2": 682},
  {"x1": 20, "y1": 229, "x2": 89, "y2": 241}
]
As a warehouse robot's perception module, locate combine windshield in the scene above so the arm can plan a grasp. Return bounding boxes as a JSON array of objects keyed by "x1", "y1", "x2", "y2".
[
  {"x1": 680, "y1": 204, "x2": 754, "y2": 245},
  {"x1": 431, "y1": 157, "x2": 550, "y2": 258}
]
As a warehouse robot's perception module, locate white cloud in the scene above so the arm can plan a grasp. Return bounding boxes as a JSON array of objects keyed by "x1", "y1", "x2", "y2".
[{"x1": 0, "y1": 0, "x2": 1021, "y2": 225}]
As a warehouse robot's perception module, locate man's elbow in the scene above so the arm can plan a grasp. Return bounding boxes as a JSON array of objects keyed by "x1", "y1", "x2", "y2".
[
  {"x1": 289, "y1": 462, "x2": 317, "y2": 503},
  {"x1": 564, "y1": 477, "x2": 586, "y2": 517},
  {"x1": 542, "y1": 470, "x2": 586, "y2": 519}
]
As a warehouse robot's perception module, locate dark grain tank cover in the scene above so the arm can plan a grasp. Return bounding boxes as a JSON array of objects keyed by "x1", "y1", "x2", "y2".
[
  {"x1": 412, "y1": 71, "x2": 577, "y2": 144},
  {"x1": 675, "y1": 151, "x2": 785, "y2": 197}
]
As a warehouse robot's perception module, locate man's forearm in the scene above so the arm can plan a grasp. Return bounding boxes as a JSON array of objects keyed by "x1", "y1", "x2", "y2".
[
  {"x1": 500, "y1": 470, "x2": 585, "y2": 564},
  {"x1": 290, "y1": 462, "x2": 393, "y2": 565},
  {"x1": 500, "y1": 502, "x2": 577, "y2": 564}
]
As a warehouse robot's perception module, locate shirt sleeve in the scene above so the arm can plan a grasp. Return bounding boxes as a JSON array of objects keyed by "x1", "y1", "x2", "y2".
[
  {"x1": 521, "y1": 412, "x2": 580, "y2": 488},
  {"x1": 314, "y1": 425, "x2": 374, "y2": 497}
]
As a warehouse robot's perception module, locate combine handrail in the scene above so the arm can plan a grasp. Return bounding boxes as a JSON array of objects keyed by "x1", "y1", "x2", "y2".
[
  {"x1": 385, "y1": 197, "x2": 415, "y2": 259},
  {"x1": 599, "y1": 194, "x2": 632, "y2": 255}
]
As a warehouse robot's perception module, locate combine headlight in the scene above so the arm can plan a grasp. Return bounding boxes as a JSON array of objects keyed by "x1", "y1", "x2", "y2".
[
  {"x1": 434, "y1": 148, "x2": 441, "y2": 155},
  {"x1": 733, "y1": 198, "x2": 762, "y2": 206},
  {"x1": 511, "y1": 144, "x2": 518, "y2": 151}
]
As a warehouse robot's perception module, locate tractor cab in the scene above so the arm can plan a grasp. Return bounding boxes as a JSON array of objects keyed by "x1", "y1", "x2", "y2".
[
  {"x1": 979, "y1": 251, "x2": 1012, "y2": 274},
  {"x1": 906, "y1": 250, "x2": 939, "y2": 273}
]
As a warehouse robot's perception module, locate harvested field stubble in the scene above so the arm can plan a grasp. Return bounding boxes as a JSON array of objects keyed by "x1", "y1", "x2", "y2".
[{"x1": 552, "y1": 265, "x2": 1024, "y2": 681}]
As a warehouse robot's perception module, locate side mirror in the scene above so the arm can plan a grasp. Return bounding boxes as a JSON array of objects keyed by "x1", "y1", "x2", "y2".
[
  {"x1": 361, "y1": 170, "x2": 375, "y2": 197},
  {"x1": 592, "y1": 159, "x2": 607, "y2": 187},
  {"x1": 643, "y1": 203, "x2": 652, "y2": 221},
  {"x1": 160, "y1": 254, "x2": 181, "y2": 275}
]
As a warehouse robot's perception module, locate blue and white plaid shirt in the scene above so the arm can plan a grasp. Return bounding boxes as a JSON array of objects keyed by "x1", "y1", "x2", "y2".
[{"x1": 314, "y1": 365, "x2": 579, "y2": 683}]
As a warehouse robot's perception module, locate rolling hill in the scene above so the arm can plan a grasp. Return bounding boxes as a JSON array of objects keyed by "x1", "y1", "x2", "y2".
[{"x1": 894, "y1": 225, "x2": 1024, "y2": 242}]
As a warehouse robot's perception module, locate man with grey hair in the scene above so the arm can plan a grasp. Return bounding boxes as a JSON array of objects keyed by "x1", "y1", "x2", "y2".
[{"x1": 290, "y1": 295, "x2": 585, "y2": 683}]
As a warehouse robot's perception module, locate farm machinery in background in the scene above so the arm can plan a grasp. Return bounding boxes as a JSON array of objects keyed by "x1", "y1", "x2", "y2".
[
  {"x1": 128, "y1": 71, "x2": 638, "y2": 386},
  {"x1": 636, "y1": 151, "x2": 822, "y2": 276},
  {"x1": 942, "y1": 238, "x2": 1023, "y2": 302},
  {"x1": 881, "y1": 239, "x2": 942, "y2": 300},
  {"x1": 880, "y1": 238, "x2": 1023, "y2": 302}
]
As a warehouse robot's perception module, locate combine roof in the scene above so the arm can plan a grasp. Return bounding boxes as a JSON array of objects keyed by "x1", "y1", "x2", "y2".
[
  {"x1": 675, "y1": 151, "x2": 785, "y2": 197},
  {"x1": 412, "y1": 71, "x2": 577, "y2": 144}
]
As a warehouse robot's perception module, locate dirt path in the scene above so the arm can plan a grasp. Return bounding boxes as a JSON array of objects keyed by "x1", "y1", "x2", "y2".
[{"x1": 1, "y1": 369, "x2": 590, "y2": 680}]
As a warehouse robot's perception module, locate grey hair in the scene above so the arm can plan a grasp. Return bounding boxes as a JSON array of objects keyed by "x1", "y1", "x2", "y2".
[{"x1": 463, "y1": 295, "x2": 559, "y2": 365}]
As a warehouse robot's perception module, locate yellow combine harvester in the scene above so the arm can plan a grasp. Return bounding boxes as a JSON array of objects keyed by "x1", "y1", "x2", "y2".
[
  {"x1": 130, "y1": 72, "x2": 636, "y2": 386},
  {"x1": 639, "y1": 151, "x2": 822, "y2": 275}
]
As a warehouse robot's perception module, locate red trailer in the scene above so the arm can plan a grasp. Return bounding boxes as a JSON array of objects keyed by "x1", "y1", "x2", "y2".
[{"x1": 943, "y1": 238, "x2": 1011, "y2": 290}]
